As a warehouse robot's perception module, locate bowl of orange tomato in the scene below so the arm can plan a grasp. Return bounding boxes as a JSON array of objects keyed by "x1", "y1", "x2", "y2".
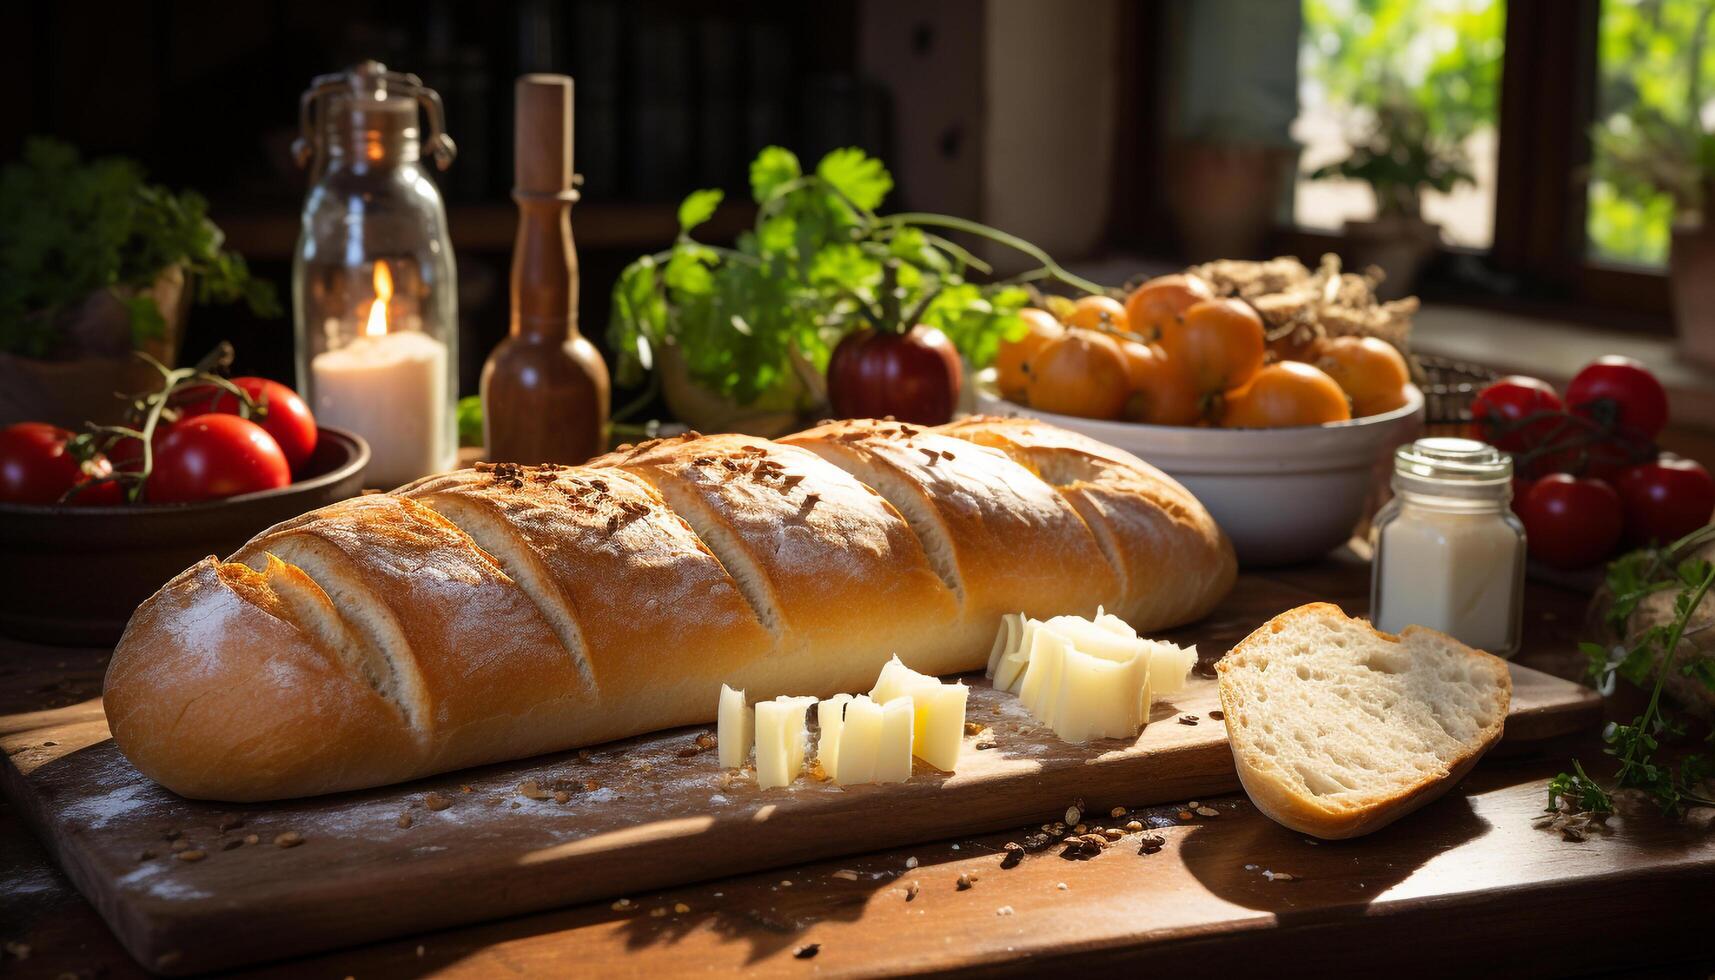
[{"x1": 976, "y1": 275, "x2": 1424, "y2": 565}]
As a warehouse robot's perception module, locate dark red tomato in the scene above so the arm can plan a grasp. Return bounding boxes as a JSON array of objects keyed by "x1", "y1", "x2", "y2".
[
  {"x1": 827, "y1": 325, "x2": 963, "y2": 426},
  {"x1": 1518, "y1": 474, "x2": 1625, "y2": 570},
  {"x1": 0, "y1": 422, "x2": 122, "y2": 505},
  {"x1": 1470, "y1": 376, "x2": 1564, "y2": 452},
  {"x1": 175, "y1": 376, "x2": 318, "y2": 471},
  {"x1": 1565, "y1": 356, "x2": 1668, "y2": 441},
  {"x1": 147, "y1": 415, "x2": 291, "y2": 503},
  {"x1": 1614, "y1": 457, "x2": 1715, "y2": 547}
]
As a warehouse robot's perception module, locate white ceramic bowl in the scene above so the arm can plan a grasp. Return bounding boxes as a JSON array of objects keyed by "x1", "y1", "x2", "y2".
[{"x1": 974, "y1": 385, "x2": 1426, "y2": 566}]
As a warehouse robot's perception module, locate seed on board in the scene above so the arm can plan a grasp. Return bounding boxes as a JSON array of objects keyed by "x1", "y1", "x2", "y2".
[
  {"x1": 611, "y1": 898, "x2": 633, "y2": 911},
  {"x1": 1000, "y1": 842, "x2": 1025, "y2": 869},
  {"x1": 1065, "y1": 804, "x2": 1083, "y2": 825},
  {"x1": 832, "y1": 869, "x2": 860, "y2": 881},
  {"x1": 554, "y1": 790, "x2": 572, "y2": 804},
  {"x1": 956, "y1": 873, "x2": 973, "y2": 890},
  {"x1": 397, "y1": 813, "x2": 413, "y2": 829},
  {"x1": 1197, "y1": 806, "x2": 1220, "y2": 818},
  {"x1": 1103, "y1": 828, "x2": 1124, "y2": 841},
  {"x1": 674, "y1": 902, "x2": 690, "y2": 914},
  {"x1": 794, "y1": 943, "x2": 821, "y2": 959},
  {"x1": 176, "y1": 849, "x2": 206, "y2": 862},
  {"x1": 518, "y1": 780, "x2": 550, "y2": 801},
  {"x1": 1208, "y1": 709, "x2": 1225, "y2": 721},
  {"x1": 1125, "y1": 820, "x2": 1143, "y2": 832},
  {"x1": 904, "y1": 856, "x2": 919, "y2": 869},
  {"x1": 1073, "y1": 824, "x2": 1088, "y2": 835},
  {"x1": 905, "y1": 880, "x2": 921, "y2": 902},
  {"x1": 1178, "y1": 714, "x2": 1199, "y2": 725},
  {"x1": 243, "y1": 834, "x2": 260, "y2": 846},
  {"x1": 424, "y1": 791, "x2": 453, "y2": 811},
  {"x1": 1178, "y1": 810, "x2": 1193, "y2": 821},
  {"x1": 1138, "y1": 834, "x2": 1166, "y2": 855},
  {"x1": 1110, "y1": 806, "x2": 1127, "y2": 819},
  {"x1": 650, "y1": 907, "x2": 668, "y2": 918},
  {"x1": 217, "y1": 814, "x2": 246, "y2": 832},
  {"x1": 996, "y1": 905, "x2": 1014, "y2": 916},
  {"x1": 274, "y1": 832, "x2": 304, "y2": 849},
  {"x1": 170, "y1": 839, "x2": 190, "y2": 852}
]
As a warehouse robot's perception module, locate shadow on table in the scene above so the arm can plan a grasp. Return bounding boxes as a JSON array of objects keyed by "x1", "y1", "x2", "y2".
[{"x1": 1178, "y1": 787, "x2": 1491, "y2": 918}]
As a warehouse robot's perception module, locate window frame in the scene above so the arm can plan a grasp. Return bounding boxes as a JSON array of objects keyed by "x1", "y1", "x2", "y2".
[{"x1": 1112, "y1": 0, "x2": 1674, "y2": 333}]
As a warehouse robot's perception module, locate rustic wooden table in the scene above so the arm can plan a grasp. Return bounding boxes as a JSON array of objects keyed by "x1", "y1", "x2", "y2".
[{"x1": 1, "y1": 548, "x2": 1709, "y2": 978}]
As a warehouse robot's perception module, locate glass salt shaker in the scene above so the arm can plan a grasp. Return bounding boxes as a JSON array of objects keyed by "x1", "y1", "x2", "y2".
[{"x1": 1370, "y1": 437, "x2": 1526, "y2": 657}]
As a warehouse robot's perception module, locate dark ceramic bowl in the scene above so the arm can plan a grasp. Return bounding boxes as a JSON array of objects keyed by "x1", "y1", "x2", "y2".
[{"x1": 0, "y1": 426, "x2": 369, "y2": 647}]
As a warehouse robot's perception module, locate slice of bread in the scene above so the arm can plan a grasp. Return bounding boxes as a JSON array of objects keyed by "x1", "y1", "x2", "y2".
[{"x1": 1217, "y1": 603, "x2": 1512, "y2": 840}]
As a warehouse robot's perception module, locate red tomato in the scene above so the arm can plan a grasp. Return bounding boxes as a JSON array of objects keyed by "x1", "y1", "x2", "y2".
[
  {"x1": 1470, "y1": 376, "x2": 1564, "y2": 452},
  {"x1": 147, "y1": 415, "x2": 291, "y2": 503},
  {"x1": 826, "y1": 325, "x2": 962, "y2": 426},
  {"x1": 1565, "y1": 356, "x2": 1668, "y2": 441},
  {"x1": 1518, "y1": 474, "x2": 1625, "y2": 570},
  {"x1": 0, "y1": 423, "x2": 122, "y2": 505},
  {"x1": 175, "y1": 376, "x2": 318, "y2": 471},
  {"x1": 1509, "y1": 475, "x2": 1535, "y2": 522},
  {"x1": 1613, "y1": 457, "x2": 1715, "y2": 547}
]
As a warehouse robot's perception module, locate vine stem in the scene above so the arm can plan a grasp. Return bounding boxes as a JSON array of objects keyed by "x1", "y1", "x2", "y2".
[{"x1": 878, "y1": 213, "x2": 1108, "y2": 296}]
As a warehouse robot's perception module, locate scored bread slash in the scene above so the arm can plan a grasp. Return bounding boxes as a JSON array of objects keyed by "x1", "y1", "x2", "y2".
[{"x1": 1218, "y1": 602, "x2": 1512, "y2": 840}]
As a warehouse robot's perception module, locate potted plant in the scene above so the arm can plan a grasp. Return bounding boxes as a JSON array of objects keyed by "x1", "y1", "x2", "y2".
[
  {"x1": 607, "y1": 146, "x2": 1101, "y2": 435},
  {"x1": 0, "y1": 139, "x2": 277, "y2": 428},
  {"x1": 1309, "y1": 95, "x2": 1474, "y2": 299},
  {"x1": 1591, "y1": 106, "x2": 1715, "y2": 367}
]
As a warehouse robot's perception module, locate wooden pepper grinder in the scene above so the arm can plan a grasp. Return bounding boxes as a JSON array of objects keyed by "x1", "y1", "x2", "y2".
[{"x1": 480, "y1": 74, "x2": 610, "y2": 464}]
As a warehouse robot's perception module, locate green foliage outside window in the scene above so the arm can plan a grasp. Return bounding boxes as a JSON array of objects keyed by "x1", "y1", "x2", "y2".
[
  {"x1": 1588, "y1": 0, "x2": 1715, "y2": 267},
  {"x1": 1300, "y1": 0, "x2": 1504, "y2": 218}
]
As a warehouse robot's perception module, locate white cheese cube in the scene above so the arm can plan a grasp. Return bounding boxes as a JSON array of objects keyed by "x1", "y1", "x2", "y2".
[
  {"x1": 816, "y1": 693, "x2": 853, "y2": 781},
  {"x1": 835, "y1": 695, "x2": 883, "y2": 784},
  {"x1": 754, "y1": 696, "x2": 815, "y2": 789},
  {"x1": 870, "y1": 655, "x2": 968, "y2": 772},
  {"x1": 874, "y1": 696, "x2": 915, "y2": 784},
  {"x1": 717, "y1": 684, "x2": 751, "y2": 770},
  {"x1": 1143, "y1": 640, "x2": 1198, "y2": 696}
]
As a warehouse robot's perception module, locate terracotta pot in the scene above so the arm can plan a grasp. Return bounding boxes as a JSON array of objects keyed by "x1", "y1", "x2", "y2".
[
  {"x1": 1335, "y1": 215, "x2": 1441, "y2": 300},
  {"x1": 1166, "y1": 142, "x2": 1294, "y2": 262},
  {"x1": 0, "y1": 266, "x2": 189, "y2": 429},
  {"x1": 1670, "y1": 221, "x2": 1715, "y2": 368},
  {"x1": 656, "y1": 342, "x2": 821, "y2": 438}
]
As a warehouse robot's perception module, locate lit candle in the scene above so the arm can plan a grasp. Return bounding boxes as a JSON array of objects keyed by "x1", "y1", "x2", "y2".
[{"x1": 311, "y1": 262, "x2": 453, "y2": 488}]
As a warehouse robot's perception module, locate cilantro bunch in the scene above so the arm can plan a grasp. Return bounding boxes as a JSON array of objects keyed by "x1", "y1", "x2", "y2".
[
  {"x1": 608, "y1": 145, "x2": 1100, "y2": 415},
  {"x1": 0, "y1": 138, "x2": 278, "y2": 358},
  {"x1": 1550, "y1": 523, "x2": 1715, "y2": 816}
]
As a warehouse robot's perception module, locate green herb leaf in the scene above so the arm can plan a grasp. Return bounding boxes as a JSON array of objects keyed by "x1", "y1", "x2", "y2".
[
  {"x1": 749, "y1": 146, "x2": 802, "y2": 203},
  {"x1": 677, "y1": 189, "x2": 724, "y2": 236},
  {"x1": 815, "y1": 147, "x2": 893, "y2": 211},
  {"x1": 457, "y1": 395, "x2": 484, "y2": 448}
]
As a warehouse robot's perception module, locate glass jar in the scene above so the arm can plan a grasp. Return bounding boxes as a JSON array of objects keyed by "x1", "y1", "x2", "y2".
[
  {"x1": 290, "y1": 62, "x2": 459, "y2": 488},
  {"x1": 1370, "y1": 437, "x2": 1526, "y2": 657}
]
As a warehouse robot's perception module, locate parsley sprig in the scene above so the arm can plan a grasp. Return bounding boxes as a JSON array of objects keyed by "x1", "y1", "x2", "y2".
[
  {"x1": 607, "y1": 146, "x2": 1102, "y2": 417},
  {"x1": 1550, "y1": 524, "x2": 1715, "y2": 816}
]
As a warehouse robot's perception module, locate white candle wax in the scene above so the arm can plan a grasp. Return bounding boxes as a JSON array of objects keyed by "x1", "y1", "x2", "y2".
[{"x1": 311, "y1": 330, "x2": 452, "y2": 488}]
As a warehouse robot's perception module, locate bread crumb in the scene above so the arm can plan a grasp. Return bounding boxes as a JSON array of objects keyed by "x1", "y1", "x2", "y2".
[
  {"x1": 423, "y1": 791, "x2": 452, "y2": 811},
  {"x1": 996, "y1": 905, "x2": 1014, "y2": 916}
]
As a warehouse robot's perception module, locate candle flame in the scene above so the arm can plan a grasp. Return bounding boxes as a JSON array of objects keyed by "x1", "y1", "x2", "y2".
[{"x1": 365, "y1": 261, "x2": 394, "y2": 337}]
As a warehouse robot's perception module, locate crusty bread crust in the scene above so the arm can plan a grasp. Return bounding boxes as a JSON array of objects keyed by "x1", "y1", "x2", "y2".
[
  {"x1": 105, "y1": 418, "x2": 1236, "y2": 801},
  {"x1": 1216, "y1": 603, "x2": 1512, "y2": 840}
]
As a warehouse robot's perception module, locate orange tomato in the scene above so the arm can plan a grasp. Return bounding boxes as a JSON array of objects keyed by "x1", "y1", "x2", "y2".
[
  {"x1": 1119, "y1": 341, "x2": 1202, "y2": 425},
  {"x1": 1027, "y1": 328, "x2": 1132, "y2": 420},
  {"x1": 994, "y1": 307, "x2": 1064, "y2": 401},
  {"x1": 1313, "y1": 336, "x2": 1411, "y2": 417},
  {"x1": 1065, "y1": 295, "x2": 1129, "y2": 334},
  {"x1": 1220, "y1": 362, "x2": 1352, "y2": 428},
  {"x1": 1158, "y1": 298, "x2": 1265, "y2": 395},
  {"x1": 1124, "y1": 274, "x2": 1214, "y2": 342}
]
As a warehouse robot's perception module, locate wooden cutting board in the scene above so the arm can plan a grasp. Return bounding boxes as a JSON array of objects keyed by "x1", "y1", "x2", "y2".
[{"x1": 0, "y1": 663, "x2": 1597, "y2": 976}]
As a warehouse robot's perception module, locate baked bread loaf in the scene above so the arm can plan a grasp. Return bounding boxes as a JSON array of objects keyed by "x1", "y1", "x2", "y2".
[
  {"x1": 104, "y1": 417, "x2": 1235, "y2": 801},
  {"x1": 1216, "y1": 603, "x2": 1511, "y2": 840}
]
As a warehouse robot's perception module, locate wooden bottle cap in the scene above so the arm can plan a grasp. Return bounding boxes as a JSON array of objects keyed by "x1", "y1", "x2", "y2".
[{"x1": 514, "y1": 74, "x2": 574, "y2": 197}]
